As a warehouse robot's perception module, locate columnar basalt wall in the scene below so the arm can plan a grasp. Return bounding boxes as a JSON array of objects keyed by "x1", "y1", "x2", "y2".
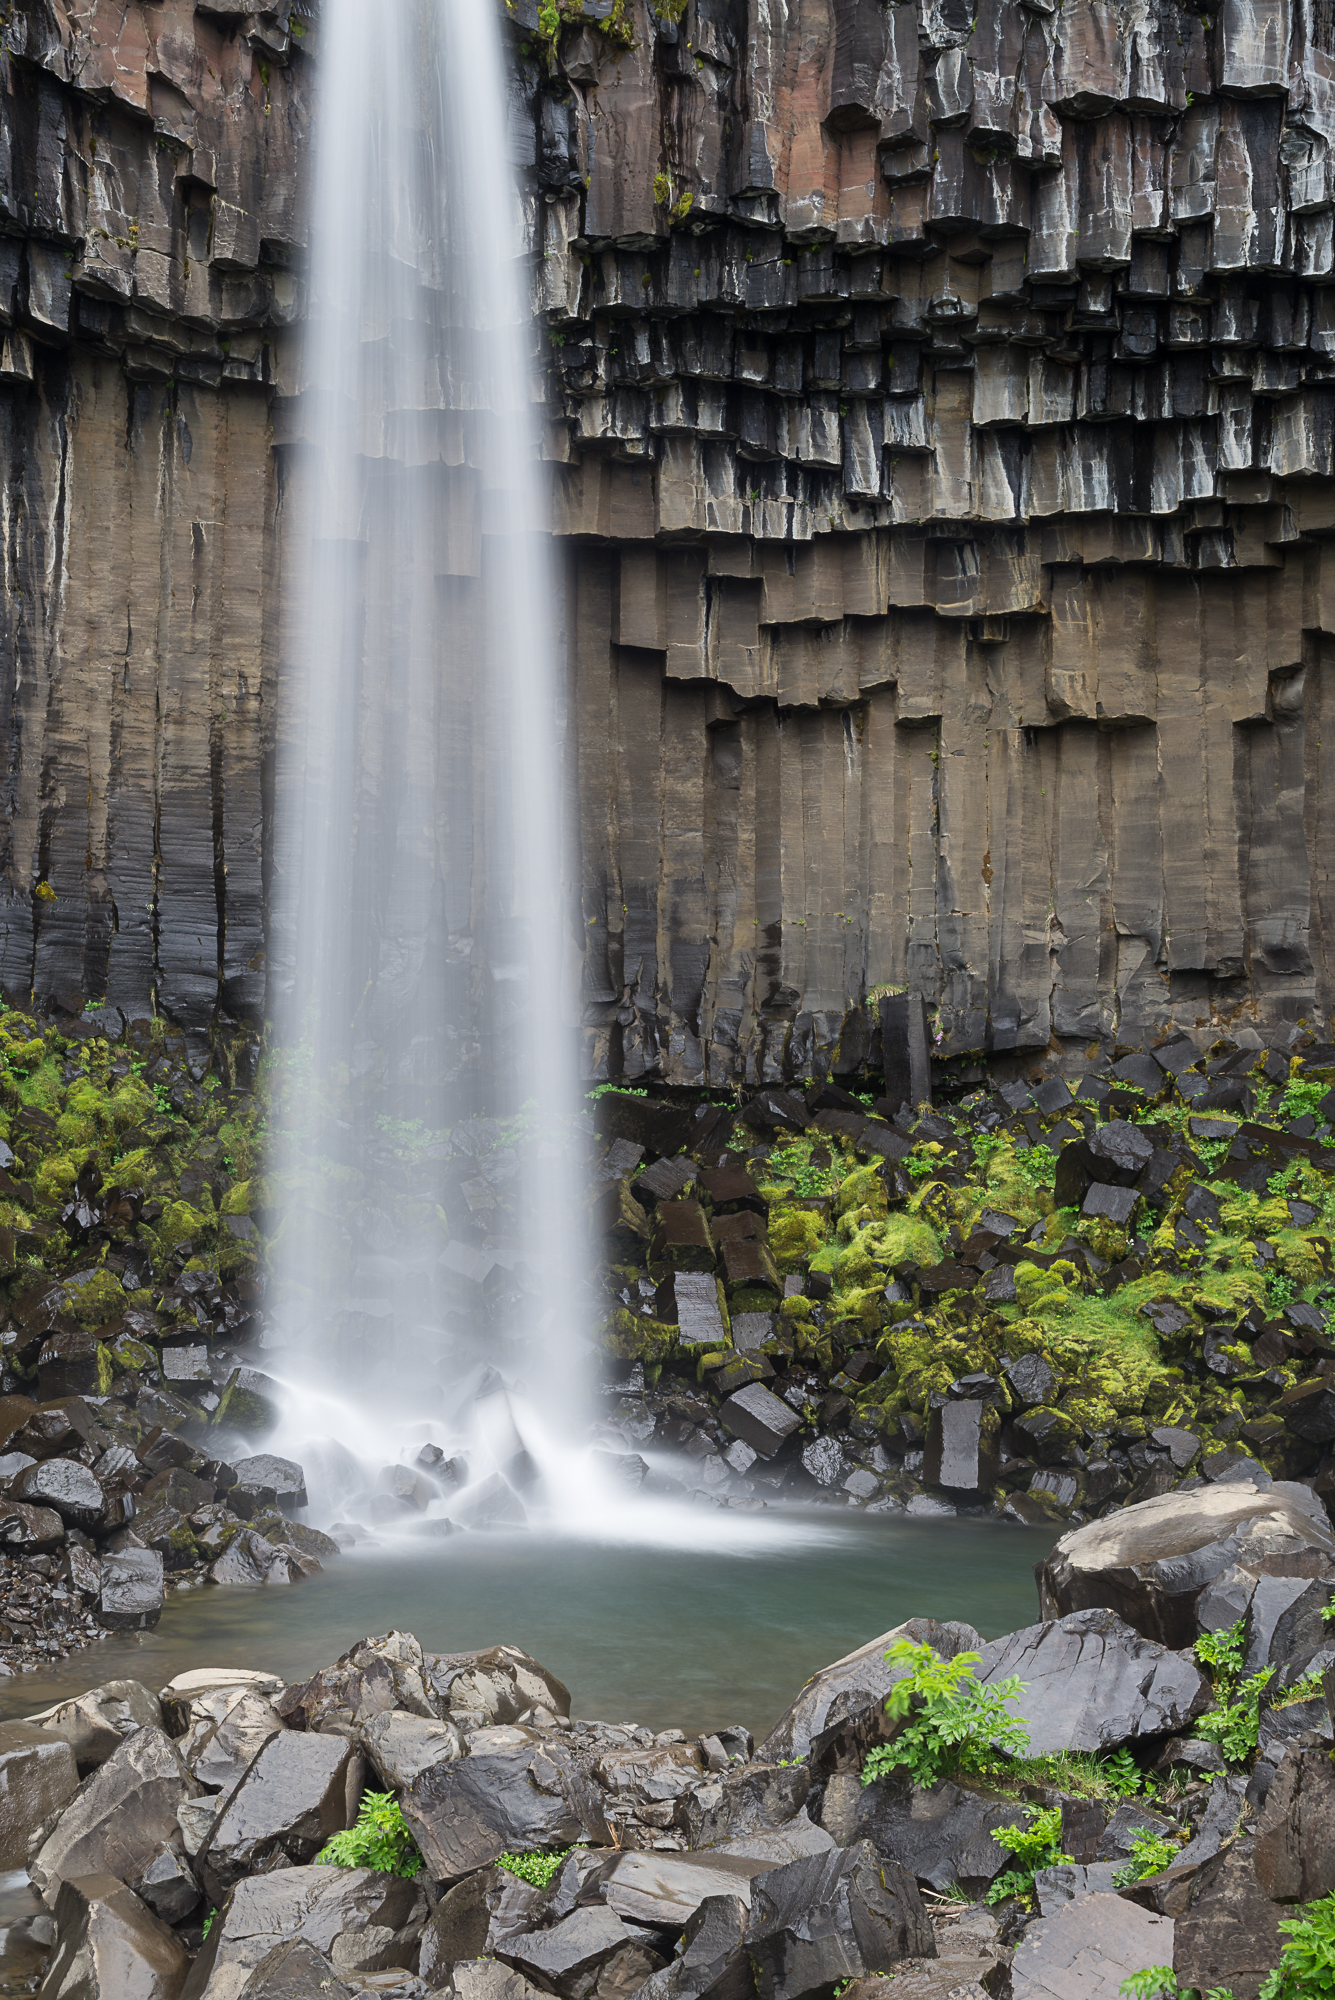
[{"x1": 4, "y1": 0, "x2": 1335, "y2": 1082}]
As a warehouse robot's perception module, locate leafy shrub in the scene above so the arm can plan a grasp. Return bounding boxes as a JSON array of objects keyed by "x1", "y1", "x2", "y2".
[
  {"x1": 317, "y1": 1791, "x2": 422, "y2": 1876},
  {"x1": 1193, "y1": 1620, "x2": 1274, "y2": 1766},
  {"x1": 860, "y1": 1641, "x2": 1030, "y2": 1791},
  {"x1": 497, "y1": 1848, "x2": 572, "y2": 1889},
  {"x1": 1112, "y1": 1827, "x2": 1181, "y2": 1888},
  {"x1": 984, "y1": 1806, "x2": 1071, "y2": 1907},
  {"x1": 1258, "y1": 1891, "x2": 1335, "y2": 1999}
]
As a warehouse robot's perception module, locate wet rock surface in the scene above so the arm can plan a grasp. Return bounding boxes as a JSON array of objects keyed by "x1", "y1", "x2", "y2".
[{"x1": 7, "y1": 1600, "x2": 1333, "y2": 2000}]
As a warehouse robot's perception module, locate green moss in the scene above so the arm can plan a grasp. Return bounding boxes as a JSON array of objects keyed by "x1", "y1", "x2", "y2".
[
  {"x1": 769, "y1": 1204, "x2": 829, "y2": 1273},
  {"x1": 63, "y1": 1266, "x2": 131, "y2": 1328},
  {"x1": 834, "y1": 1164, "x2": 889, "y2": 1223},
  {"x1": 155, "y1": 1200, "x2": 209, "y2": 1252},
  {"x1": 602, "y1": 1308, "x2": 677, "y2": 1365}
]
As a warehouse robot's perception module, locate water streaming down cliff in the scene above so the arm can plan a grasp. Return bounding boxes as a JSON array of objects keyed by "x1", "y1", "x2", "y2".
[{"x1": 265, "y1": 0, "x2": 591, "y2": 1531}]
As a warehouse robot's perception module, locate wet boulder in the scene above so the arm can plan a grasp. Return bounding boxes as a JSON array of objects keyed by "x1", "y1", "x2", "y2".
[
  {"x1": 1038, "y1": 1482, "x2": 1335, "y2": 1649},
  {"x1": 922, "y1": 1403, "x2": 999, "y2": 1495},
  {"x1": 500, "y1": 1905, "x2": 658, "y2": 1996},
  {"x1": 973, "y1": 1608, "x2": 1211, "y2": 1756},
  {"x1": 13, "y1": 1455, "x2": 105, "y2": 1528},
  {"x1": 40, "y1": 1872, "x2": 190, "y2": 2000},
  {"x1": 196, "y1": 1729, "x2": 357, "y2": 1902},
  {"x1": 0, "y1": 1720, "x2": 78, "y2": 1868},
  {"x1": 235, "y1": 1941, "x2": 354, "y2": 1999},
  {"x1": 718, "y1": 1385, "x2": 800, "y2": 1460},
  {"x1": 425, "y1": 1644, "x2": 572, "y2": 1728},
  {"x1": 599, "y1": 1849, "x2": 778, "y2": 1928},
  {"x1": 160, "y1": 1668, "x2": 287, "y2": 1736},
  {"x1": 443, "y1": 1965, "x2": 548, "y2": 2000},
  {"x1": 278, "y1": 1630, "x2": 438, "y2": 1732},
  {"x1": 632, "y1": 1892, "x2": 753, "y2": 2000},
  {"x1": 1252, "y1": 1747, "x2": 1335, "y2": 1903},
  {"x1": 100, "y1": 1548, "x2": 165, "y2": 1631},
  {"x1": 128, "y1": 1840, "x2": 203, "y2": 1926},
  {"x1": 0, "y1": 1498, "x2": 65, "y2": 1553},
  {"x1": 744, "y1": 1841, "x2": 934, "y2": 1998},
  {"x1": 206, "y1": 1529, "x2": 297, "y2": 1587},
  {"x1": 27, "y1": 1678, "x2": 163, "y2": 1771},
  {"x1": 228, "y1": 1455, "x2": 308, "y2": 1517},
  {"x1": 593, "y1": 1741, "x2": 703, "y2": 1805},
  {"x1": 403, "y1": 1739, "x2": 608, "y2": 1880},
  {"x1": 1172, "y1": 1843, "x2": 1285, "y2": 2000},
  {"x1": 180, "y1": 1866, "x2": 420, "y2": 2000},
  {"x1": 360, "y1": 1707, "x2": 461, "y2": 1788},
  {"x1": 681, "y1": 1763, "x2": 811, "y2": 1851},
  {"x1": 30, "y1": 1726, "x2": 196, "y2": 1908},
  {"x1": 179, "y1": 1687, "x2": 286, "y2": 1793},
  {"x1": 1009, "y1": 1892, "x2": 1173, "y2": 2000},
  {"x1": 417, "y1": 1863, "x2": 547, "y2": 1983},
  {"x1": 756, "y1": 1619, "x2": 983, "y2": 1771},
  {"x1": 817, "y1": 1776, "x2": 1028, "y2": 1898}
]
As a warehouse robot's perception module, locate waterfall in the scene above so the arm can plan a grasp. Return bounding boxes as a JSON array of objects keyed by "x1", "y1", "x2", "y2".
[{"x1": 265, "y1": 0, "x2": 585, "y2": 1529}]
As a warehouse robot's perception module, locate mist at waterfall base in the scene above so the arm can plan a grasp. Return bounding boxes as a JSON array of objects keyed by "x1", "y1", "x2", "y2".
[{"x1": 264, "y1": 0, "x2": 602, "y2": 1537}]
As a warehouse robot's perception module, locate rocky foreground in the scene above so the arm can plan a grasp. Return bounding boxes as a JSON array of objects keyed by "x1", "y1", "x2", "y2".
[{"x1": 1, "y1": 1478, "x2": 1333, "y2": 1999}]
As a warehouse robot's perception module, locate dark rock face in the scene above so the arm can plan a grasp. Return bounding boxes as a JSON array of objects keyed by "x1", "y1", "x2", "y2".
[
  {"x1": 744, "y1": 1843, "x2": 935, "y2": 1999},
  {"x1": 196, "y1": 1730, "x2": 356, "y2": 1902},
  {"x1": 1038, "y1": 1484, "x2": 1335, "y2": 1650},
  {"x1": 30, "y1": 1726, "x2": 196, "y2": 1910},
  {"x1": 99, "y1": 1549, "x2": 166, "y2": 1632},
  {"x1": 1173, "y1": 1844, "x2": 1287, "y2": 2000},
  {"x1": 402, "y1": 1742, "x2": 605, "y2": 1881},
  {"x1": 180, "y1": 1866, "x2": 420, "y2": 2000},
  {"x1": 40, "y1": 1872, "x2": 190, "y2": 2000},
  {"x1": 3, "y1": 3, "x2": 1333, "y2": 1060},
  {"x1": 819, "y1": 1776, "x2": 1025, "y2": 1898},
  {"x1": 973, "y1": 1608, "x2": 1211, "y2": 1757},
  {"x1": 922, "y1": 1403, "x2": 999, "y2": 1495},
  {"x1": 29, "y1": 1678, "x2": 162, "y2": 1772},
  {"x1": 1252, "y1": 1749, "x2": 1335, "y2": 1904},
  {"x1": 0, "y1": 1720, "x2": 78, "y2": 1869}
]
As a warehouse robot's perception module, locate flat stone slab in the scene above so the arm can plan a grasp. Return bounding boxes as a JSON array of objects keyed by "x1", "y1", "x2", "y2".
[{"x1": 1010, "y1": 1892, "x2": 1174, "y2": 2000}]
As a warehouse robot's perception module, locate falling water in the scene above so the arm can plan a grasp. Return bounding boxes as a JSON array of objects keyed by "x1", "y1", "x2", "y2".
[{"x1": 265, "y1": 0, "x2": 590, "y2": 1530}]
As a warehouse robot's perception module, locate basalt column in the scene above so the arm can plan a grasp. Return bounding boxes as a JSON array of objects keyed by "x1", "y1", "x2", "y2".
[{"x1": 2, "y1": 0, "x2": 1335, "y2": 1080}]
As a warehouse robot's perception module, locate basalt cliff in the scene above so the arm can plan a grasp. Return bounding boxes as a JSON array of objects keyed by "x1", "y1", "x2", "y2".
[{"x1": 1, "y1": 0, "x2": 1334, "y2": 1081}]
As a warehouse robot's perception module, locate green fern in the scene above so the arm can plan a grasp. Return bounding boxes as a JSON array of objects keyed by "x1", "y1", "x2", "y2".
[
  {"x1": 497, "y1": 1847, "x2": 572, "y2": 1889},
  {"x1": 317, "y1": 1791, "x2": 423, "y2": 1877}
]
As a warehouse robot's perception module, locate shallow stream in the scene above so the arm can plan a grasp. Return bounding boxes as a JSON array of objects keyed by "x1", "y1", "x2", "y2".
[{"x1": 0, "y1": 1512, "x2": 1049, "y2": 1738}]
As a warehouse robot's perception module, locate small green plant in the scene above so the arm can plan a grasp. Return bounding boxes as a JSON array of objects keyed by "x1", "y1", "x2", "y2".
[
  {"x1": 1266, "y1": 1272, "x2": 1298, "y2": 1313},
  {"x1": 984, "y1": 1806, "x2": 1072, "y2": 1906},
  {"x1": 1258, "y1": 1890, "x2": 1335, "y2": 1998},
  {"x1": 1196, "y1": 1621, "x2": 1246, "y2": 1682},
  {"x1": 317, "y1": 1791, "x2": 423, "y2": 1877},
  {"x1": 860, "y1": 1641, "x2": 1030, "y2": 1791},
  {"x1": 497, "y1": 1848, "x2": 572, "y2": 1889},
  {"x1": 1100, "y1": 1747, "x2": 1148, "y2": 1797},
  {"x1": 1118, "y1": 1970, "x2": 1185, "y2": 1999},
  {"x1": 1113, "y1": 1827, "x2": 1181, "y2": 1887},
  {"x1": 201, "y1": 1909, "x2": 216, "y2": 1942},
  {"x1": 1279, "y1": 1077, "x2": 1325, "y2": 1121},
  {"x1": 1193, "y1": 1620, "x2": 1274, "y2": 1765},
  {"x1": 1322, "y1": 1600, "x2": 1335, "y2": 1624}
]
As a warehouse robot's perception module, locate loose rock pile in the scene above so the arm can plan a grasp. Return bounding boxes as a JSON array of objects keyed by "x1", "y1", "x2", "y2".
[
  {"x1": 2, "y1": 1483, "x2": 1331, "y2": 1998},
  {"x1": 0, "y1": 1004, "x2": 299, "y2": 1674},
  {"x1": 596, "y1": 1006, "x2": 1335, "y2": 1536}
]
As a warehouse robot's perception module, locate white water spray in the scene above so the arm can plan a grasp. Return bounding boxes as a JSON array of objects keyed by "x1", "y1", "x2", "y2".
[{"x1": 267, "y1": 0, "x2": 597, "y2": 1531}]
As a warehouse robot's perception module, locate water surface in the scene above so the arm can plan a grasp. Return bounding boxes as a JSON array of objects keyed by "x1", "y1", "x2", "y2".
[{"x1": 1, "y1": 1513, "x2": 1049, "y2": 1738}]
